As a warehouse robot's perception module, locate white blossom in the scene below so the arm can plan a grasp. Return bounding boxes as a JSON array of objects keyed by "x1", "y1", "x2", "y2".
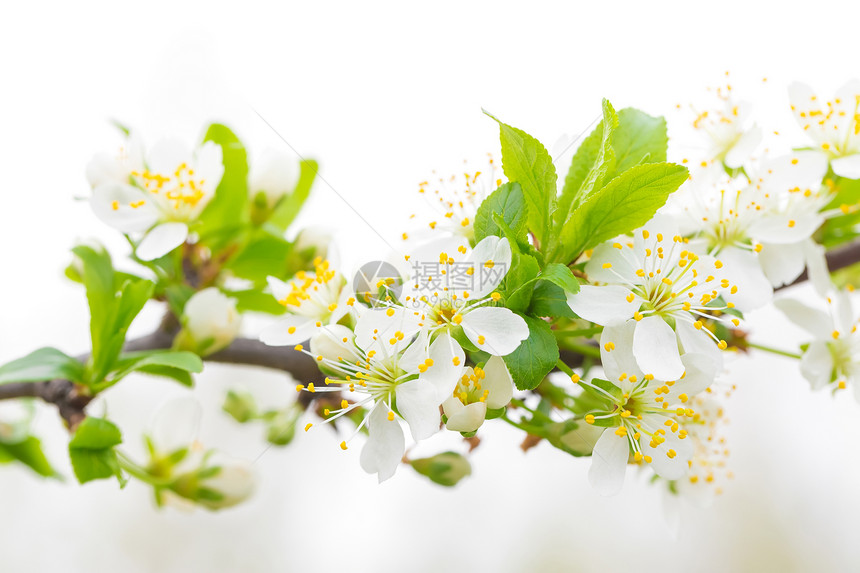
[
  {"x1": 583, "y1": 321, "x2": 716, "y2": 495},
  {"x1": 88, "y1": 136, "x2": 224, "y2": 260},
  {"x1": 788, "y1": 80, "x2": 860, "y2": 179},
  {"x1": 567, "y1": 217, "x2": 737, "y2": 380}
]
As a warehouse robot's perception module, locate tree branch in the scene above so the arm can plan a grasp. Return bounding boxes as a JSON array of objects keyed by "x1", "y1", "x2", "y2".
[
  {"x1": 3, "y1": 240, "x2": 859, "y2": 429},
  {"x1": 0, "y1": 333, "x2": 324, "y2": 429}
]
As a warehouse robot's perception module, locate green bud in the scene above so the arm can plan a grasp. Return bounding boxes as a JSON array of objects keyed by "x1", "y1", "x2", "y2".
[
  {"x1": 265, "y1": 405, "x2": 301, "y2": 446},
  {"x1": 544, "y1": 420, "x2": 603, "y2": 457},
  {"x1": 222, "y1": 390, "x2": 258, "y2": 424},
  {"x1": 410, "y1": 451, "x2": 471, "y2": 487}
]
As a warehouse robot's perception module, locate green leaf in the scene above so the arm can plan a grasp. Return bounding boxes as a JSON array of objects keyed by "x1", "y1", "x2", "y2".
[
  {"x1": 539, "y1": 263, "x2": 580, "y2": 294},
  {"x1": 104, "y1": 350, "x2": 203, "y2": 389},
  {"x1": 502, "y1": 251, "x2": 540, "y2": 313},
  {"x1": 473, "y1": 182, "x2": 527, "y2": 242},
  {"x1": 0, "y1": 347, "x2": 84, "y2": 385},
  {"x1": 0, "y1": 436, "x2": 56, "y2": 477},
  {"x1": 611, "y1": 108, "x2": 668, "y2": 174},
  {"x1": 72, "y1": 246, "x2": 156, "y2": 384},
  {"x1": 269, "y1": 159, "x2": 318, "y2": 231},
  {"x1": 92, "y1": 279, "x2": 154, "y2": 383},
  {"x1": 503, "y1": 316, "x2": 559, "y2": 391},
  {"x1": 72, "y1": 245, "x2": 115, "y2": 362},
  {"x1": 68, "y1": 417, "x2": 124, "y2": 485},
  {"x1": 228, "y1": 289, "x2": 286, "y2": 314},
  {"x1": 555, "y1": 162, "x2": 688, "y2": 263},
  {"x1": 528, "y1": 281, "x2": 575, "y2": 318},
  {"x1": 224, "y1": 231, "x2": 292, "y2": 284},
  {"x1": 198, "y1": 124, "x2": 249, "y2": 240},
  {"x1": 557, "y1": 100, "x2": 619, "y2": 225},
  {"x1": 484, "y1": 111, "x2": 556, "y2": 245}
]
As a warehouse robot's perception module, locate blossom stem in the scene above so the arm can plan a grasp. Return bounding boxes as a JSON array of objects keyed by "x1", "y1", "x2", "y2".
[
  {"x1": 555, "y1": 360, "x2": 574, "y2": 377},
  {"x1": 501, "y1": 414, "x2": 547, "y2": 437},
  {"x1": 553, "y1": 326, "x2": 604, "y2": 338},
  {"x1": 559, "y1": 341, "x2": 601, "y2": 359},
  {"x1": 746, "y1": 342, "x2": 801, "y2": 360}
]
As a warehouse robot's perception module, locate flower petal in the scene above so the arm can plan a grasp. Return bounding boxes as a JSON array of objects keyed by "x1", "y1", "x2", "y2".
[
  {"x1": 460, "y1": 306, "x2": 529, "y2": 356},
  {"x1": 149, "y1": 396, "x2": 201, "y2": 454},
  {"x1": 588, "y1": 429, "x2": 629, "y2": 496},
  {"x1": 418, "y1": 332, "x2": 465, "y2": 400},
  {"x1": 467, "y1": 236, "x2": 513, "y2": 298},
  {"x1": 600, "y1": 321, "x2": 642, "y2": 387},
  {"x1": 443, "y1": 398, "x2": 487, "y2": 433},
  {"x1": 724, "y1": 126, "x2": 762, "y2": 168},
  {"x1": 259, "y1": 315, "x2": 316, "y2": 346},
  {"x1": 773, "y1": 298, "x2": 832, "y2": 339},
  {"x1": 675, "y1": 321, "x2": 721, "y2": 367},
  {"x1": 136, "y1": 222, "x2": 189, "y2": 261},
  {"x1": 633, "y1": 316, "x2": 684, "y2": 380},
  {"x1": 832, "y1": 154, "x2": 860, "y2": 179},
  {"x1": 566, "y1": 285, "x2": 639, "y2": 326},
  {"x1": 719, "y1": 247, "x2": 772, "y2": 311},
  {"x1": 482, "y1": 355, "x2": 513, "y2": 409},
  {"x1": 353, "y1": 307, "x2": 422, "y2": 355},
  {"x1": 360, "y1": 404, "x2": 405, "y2": 483},
  {"x1": 640, "y1": 418, "x2": 693, "y2": 481},
  {"x1": 584, "y1": 242, "x2": 640, "y2": 284},
  {"x1": 758, "y1": 242, "x2": 806, "y2": 288},
  {"x1": 90, "y1": 182, "x2": 159, "y2": 233},
  {"x1": 395, "y1": 379, "x2": 441, "y2": 441},
  {"x1": 800, "y1": 340, "x2": 834, "y2": 390},
  {"x1": 309, "y1": 324, "x2": 361, "y2": 363},
  {"x1": 803, "y1": 239, "x2": 831, "y2": 296}
]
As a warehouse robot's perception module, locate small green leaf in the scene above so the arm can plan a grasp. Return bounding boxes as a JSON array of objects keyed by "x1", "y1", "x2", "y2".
[
  {"x1": 529, "y1": 281, "x2": 575, "y2": 318},
  {"x1": 269, "y1": 159, "x2": 318, "y2": 231},
  {"x1": 198, "y1": 124, "x2": 250, "y2": 242},
  {"x1": 611, "y1": 107, "x2": 668, "y2": 175},
  {"x1": 69, "y1": 417, "x2": 124, "y2": 485},
  {"x1": 557, "y1": 100, "x2": 619, "y2": 227},
  {"x1": 72, "y1": 245, "x2": 116, "y2": 363},
  {"x1": 555, "y1": 162, "x2": 688, "y2": 263},
  {"x1": 224, "y1": 231, "x2": 292, "y2": 284},
  {"x1": 228, "y1": 289, "x2": 286, "y2": 314},
  {"x1": 105, "y1": 350, "x2": 203, "y2": 389},
  {"x1": 484, "y1": 111, "x2": 557, "y2": 245},
  {"x1": 473, "y1": 182, "x2": 527, "y2": 242},
  {"x1": 539, "y1": 263, "x2": 580, "y2": 294},
  {"x1": 0, "y1": 347, "x2": 84, "y2": 385},
  {"x1": 503, "y1": 316, "x2": 559, "y2": 391},
  {"x1": 502, "y1": 251, "x2": 540, "y2": 313},
  {"x1": 0, "y1": 436, "x2": 57, "y2": 477}
]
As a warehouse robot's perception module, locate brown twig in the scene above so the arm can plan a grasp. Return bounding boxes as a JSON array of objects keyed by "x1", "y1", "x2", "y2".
[
  {"x1": 0, "y1": 333, "x2": 324, "y2": 430},
  {"x1": 2, "y1": 240, "x2": 859, "y2": 429}
]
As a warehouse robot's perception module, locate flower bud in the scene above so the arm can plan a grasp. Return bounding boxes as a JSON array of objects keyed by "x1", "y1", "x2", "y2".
[
  {"x1": 294, "y1": 227, "x2": 332, "y2": 260},
  {"x1": 265, "y1": 404, "x2": 301, "y2": 446},
  {"x1": 410, "y1": 452, "x2": 471, "y2": 487},
  {"x1": 170, "y1": 456, "x2": 256, "y2": 511},
  {"x1": 178, "y1": 288, "x2": 241, "y2": 355},
  {"x1": 249, "y1": 149, "x2": 299, "y2": 209},
  {"x1": 222, "y1": 389, "x2": 258, "y2": 423}
]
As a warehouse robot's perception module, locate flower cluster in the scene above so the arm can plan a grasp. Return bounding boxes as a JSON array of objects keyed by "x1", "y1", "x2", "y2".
[{"x1": 5, "y1": 78, "x2": 860, "y2": 513}]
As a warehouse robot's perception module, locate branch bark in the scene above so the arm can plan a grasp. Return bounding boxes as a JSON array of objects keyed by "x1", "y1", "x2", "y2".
[
  {"x1": 0, "y1": 333, "x2": 324, "y2": 429},
  {"x1": 2, "y1": 240, "x2": 859, "y2": 429}
]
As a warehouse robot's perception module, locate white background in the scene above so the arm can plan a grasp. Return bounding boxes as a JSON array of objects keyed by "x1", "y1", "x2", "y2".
[{"x1": 1, "y1": 1, "x2": 859, "y2": 571}]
